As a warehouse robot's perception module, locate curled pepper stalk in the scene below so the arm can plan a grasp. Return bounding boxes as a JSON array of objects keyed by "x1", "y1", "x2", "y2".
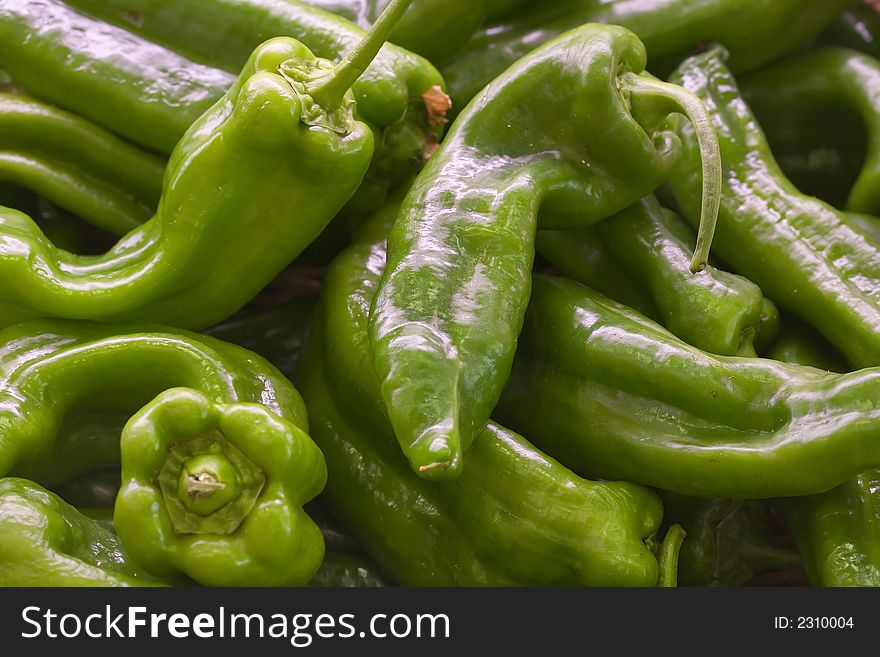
[
  {"x1": 115, "y1": 389, "x2": 327, "y2": 587},
  {"x1": 370, "y1": 24, "x2": 721, "y2": 480},
  {"x1": 619, "y1": 73, "x2": 721, "y2": 272},
  {"x1": 0, "y1": 0, "x2": 416, "y2": 330}
]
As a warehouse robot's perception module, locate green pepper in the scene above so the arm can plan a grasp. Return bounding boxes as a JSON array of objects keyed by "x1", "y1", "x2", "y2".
[
  {"x1": 538, "y1": 195, "x2": 776, "y2": 357},
  {"x1": 296, "y1": 199, "x2": 668, "y2": 586},
  {"x1": 783, "y1": 473, "x2": 880, "y2": 587},
  {"x1": 114, "y1": 387, "x2": 326, "y2": 587},
  {"x1": 740, "y1": 47, "x2": 880, "y2": 215},
  {"x1": 0, "y1": 35, "x2": 376, "y2": 329},
  {"x1": 660, "y1": 494, "x2": 801, "y2": 587},
  {"x1": 766, "y1": 321, "x2": 880, "y2": 587},
  {"x1": 0, "y1": 0, "x2": 234, "y2": 154},
  {"x1": 1, "y1": 0, "x2": 446, "y2": 211},
  {"x1": 370, "y1": 23, "x2": 721, "y2": 479},
  {"x1": 496, "y1": 274, "x2": 880, "y2": 498},
  {"x1": 667, "y1": 47, "x2": 880, "y2": 370},
  {"x1": 0, "y1": 319, "x2": 310, "y2": 487},
  {"x1": 0, "y1": 477, "x2": 163, "y2": 586},
  {"x1": 0, "y1": 93, "x2": 163, "y2": 236},
  {"x1": 820, "y1": 3, "x2": 880, "y2": 58},
  {"x1": 442, "y1": 0, "x2": 856, "y2": 112}
]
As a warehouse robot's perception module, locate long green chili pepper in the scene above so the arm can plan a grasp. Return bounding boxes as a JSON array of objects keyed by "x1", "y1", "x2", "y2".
[
  {"x1": 0, "y1": 34, "x2": 381, "y2": 328},
  {"x1": 740, "y1": 47, "x2": 880, "y2": 215},
  {"x1": 496, "y1": 274, "x2": 880, "y2": 498},
  {"x1": 0, "y1": 477, "x2": 164, "y2": 587},
  {"x1": 442, "y1": 0, "x2": 856, "y2": 112},
  {"x1": 768, "y1": 321, "x2": 880, "y2": 587},
  {"x1": 1, "y1": 0, "x2": 445, "y2": 211},
  {"x1": 369, "y1": 24, "x2": 721, "y2": 479},
  {"x1": 538, "y1": 195, "x2": 774, "y2": 357},
  {"x1": 0, "y1": 320, "x2": 310, "y2": 484},
  {"x1": 0, "y1": 93, "x2": 163, "y2": 236},
  {"x1": 667, "y1": 47, "x2": 880, "y2": 369},
  {"x1": 297, "y1": 199, "x2": 667, "y2": 586}
]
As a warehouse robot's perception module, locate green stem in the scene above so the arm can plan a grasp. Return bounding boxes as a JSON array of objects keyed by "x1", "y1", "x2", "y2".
[
  {"x1": 657, "y1": 524, "x2": 686, "y2": 587},
  {"x1": 623, "y1": 73, "x2": 722, "y2": 273},
  {"x1": 310, "y1": 0, "x2": 416, "y2": 107}
]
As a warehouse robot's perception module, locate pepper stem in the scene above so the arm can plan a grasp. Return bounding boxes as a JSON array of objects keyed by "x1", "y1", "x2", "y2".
[
  {"x1": 656, "y1": 524, "x2": 686, "y2": 587},
  {"x1": 310, "y1": 0, "x2": 416, "y2": 107},
  {"x1": 623, "y1": 73, "x2": 722, "y2": 273}
]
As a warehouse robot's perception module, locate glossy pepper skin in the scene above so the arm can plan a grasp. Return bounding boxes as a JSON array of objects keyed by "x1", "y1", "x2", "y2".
[
  {"x1": 370, "y1": 24, "x2": 721, "y2": 479},
  {"x1": 0, "y1": 319, "x2": 310, "y2": 487},
  {"x1": 496, "y1": 274, "x2": 880, "y2": 498},
  {"x1": 661, "y1": 494, "x2": 800, "y2": 587},
  {"x1": 1, "y1": 0, "x2": 444, "y2": 210},
  {"x1": 767, "y1": 324, "x2": 880, "y2": 587},
  {"x1": 0, "y1": 93, "x2": 163, "y2": 236},
  {"x1": 297, "y1": 201, "x2": 667, "y2": 586},
  {"x1": 667, "y1": 48, "x2": 880, "y2": 370},
  {"x1": 297, "y1": 0, "x2": 489, "y2": 64},
  {"x1": 740, "y1": 48, "x2": 880, "y2": 215},
  {"x1": 784, "y1": 474, "x2": 880, "y2": 586},
  {"x1": 538, "y1": 195, "x2": 776, "y2": 357},
  {"x1": 115, "y1": 388, "x2": 326, "y2": 587},
  {"x1": 59, "y1": 0, "x2": 448, "y2": 207},
  {"x1": 442, "y1": 0, "x2": 856, "y2": 112},
  {"x1": 0, "y1": 478, "x2": 163, "y2": 586},
  {"x1": 0, "y1": 0, "x2": 235, "y2": 154},
  {"x1": 0, "y1": 38, "x2": 372, "y2": 329}
]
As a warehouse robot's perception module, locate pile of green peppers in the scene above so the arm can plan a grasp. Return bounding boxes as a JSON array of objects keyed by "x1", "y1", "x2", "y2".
[{"x1": 1, "y1": 0, "x2": 879, "y2": 588}]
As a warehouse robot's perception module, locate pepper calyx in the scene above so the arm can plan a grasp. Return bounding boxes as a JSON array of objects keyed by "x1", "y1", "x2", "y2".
[{"x1": 158, "y1": 432, "x2": 265, "y2": 535}]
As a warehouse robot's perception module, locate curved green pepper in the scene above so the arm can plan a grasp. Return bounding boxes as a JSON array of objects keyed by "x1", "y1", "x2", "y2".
[
  {"x1": 0, "y1": 319, "x2": 309, "y2": 486},
  {"x1": 297, "y1": 200, "x2": 667, "y2": 586},
  {"x1": 661, "y1": 494, "x2": 800, "y2": 587},
  {"x1": 0, "y1": 93, "x2": 163, "y2": 236},
  {"x1": 0, "y1": 0, "x2": 234, "y2": 154},
  {"x1": 370, "y1": 23, "x2": 721, "y2": 479},
  {"x1": 0, "y1": 477, "x2": 163, "y2": 586},
  {"x1": 1, "y1": 0, "x2": 445, "y2": 211},
  {"x1": 740, "y1": 47, "x2": 880, "y2": 215},
  {"x1": 538, "y1": 195, "x2": 775, "y2": 357},
  {"x1": 496, "y1": 274, "x2": 880, "y2": 498},
  {"x1": 767, "y1": 322, "x2": 880, "y2": 587},
  {"x1": 115, "y1": 388, "x2": 326, "y2": 587},
  {"x1": 783, "y1": 473, "x2": 880, "y2": 586},
  {"x1": 667, "y1": 47, "x2": 880, "y2": 369},
  {"x1": 0, "y1": 37, "x2": 373, "y2": 329},
  {"x1": 442, "y1": 0, "x2": 856, "y2": 112}
]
